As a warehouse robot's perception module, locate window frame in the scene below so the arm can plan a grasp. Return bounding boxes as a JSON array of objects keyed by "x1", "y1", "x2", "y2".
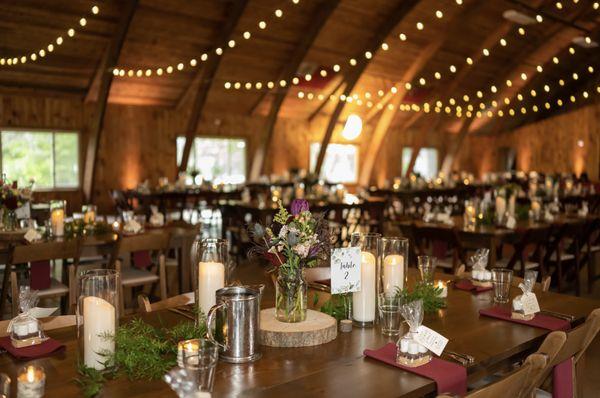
[
  {"x1": 0, "y1": 127, "x2": 81, "y2": 192},
  {"x1": 401, "y1": 146, "x2": 439, "y2": 179},
  {"x1": 309, "y1": 142, "x2": 360, "y2": 184},
  {"x1": 176, "y1": 135, "x2": 249, "y2": 183}
]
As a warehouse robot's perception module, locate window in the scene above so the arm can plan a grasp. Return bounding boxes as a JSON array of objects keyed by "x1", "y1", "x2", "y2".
[
  {"x1": 401, "y1": 147, "x2": 439, "y2": 179},
  {"x1": 309, "y1": 143, "x2": 358, "y2": 183},
  {"x1": 176, "y1": 137, "x2": 247, "y2": 184},
  {"x1": 1, "y1": 130, "x2": 79, "y2": 189}
]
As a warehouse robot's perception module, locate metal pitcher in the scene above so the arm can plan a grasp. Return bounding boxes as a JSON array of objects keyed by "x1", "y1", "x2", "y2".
[{"x1": 206, "y1": 285, "x2": 263, "y2": 363}]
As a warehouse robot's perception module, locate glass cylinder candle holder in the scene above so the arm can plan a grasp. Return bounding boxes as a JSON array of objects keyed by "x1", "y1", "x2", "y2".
[
  {"x1": 351, "y1": 232, "x2": 381, "y2": 328},
  {"x1": 50, "y1": 200, "x2": 66, "y2": 237},
  {"x1": 77, "y1": 269, "x2": 119, "y2": 370},
  {"x1": 191, "y1": 238, "x2": 228, "y2": 318},
  {"x1": 17, "y1": 365, "x2": 45, "y2": 398},
  {"x1": 82, "y1": 204, "x2": 97, "y2": 224},
  {"x1": 463, "y1": 200, "x2": 476, "y2": 231},
  {"x1": 379, "y1": 237, "x2": 409, "y2": 296}
]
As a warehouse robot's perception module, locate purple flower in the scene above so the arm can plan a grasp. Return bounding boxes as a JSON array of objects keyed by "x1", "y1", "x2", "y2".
[{"x1": 291, "y1": 199, "x2": 309, "y2": 216}]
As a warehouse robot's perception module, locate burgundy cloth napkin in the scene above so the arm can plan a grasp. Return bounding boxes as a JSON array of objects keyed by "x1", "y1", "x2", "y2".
[
  {"x1": 553, "y1": 357, "x2": 574, "y2": 398},
  {"x1": 479, "y1": 306, "x2": 571, "y2": 331},
  {"x1": 454, "y1": 279, "x2": 493, "y2": 293},
  {"x1": 133, "y1": 250, "x2": 153, "y2": 269},
  {"x1": 30, "y1": 260, "x2": 51, "y2": 290},
  {"x1": 0, "y1": 336, "x2": 65, "y2": 359},
  {"x1": 364, "y1": 343, "x2": 467, "y2": 396}
]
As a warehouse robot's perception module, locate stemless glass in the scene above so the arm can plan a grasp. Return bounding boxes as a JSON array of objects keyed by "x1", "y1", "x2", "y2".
[
  {"x1": 491, "y1": 268, "x2": 513, "y2": 304},
  {"x1": 417, "y1": 256, "x2": 436, "y2": 285},
  {"x1": 378, "y1": 294, "x2": 402, "y2": 337},
  {"x1": 182, "y1": 339, "x2": 219, "y2": 393}
]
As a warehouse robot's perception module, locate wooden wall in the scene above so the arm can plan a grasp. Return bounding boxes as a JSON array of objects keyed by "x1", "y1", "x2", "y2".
[{"x1": 457, "y1": 103, "x2": 600, "y2": 180}]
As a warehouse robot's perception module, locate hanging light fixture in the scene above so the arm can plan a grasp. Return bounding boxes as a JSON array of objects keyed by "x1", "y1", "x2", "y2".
[{"x1": 341, "y1": 114, "x2": 362, "y2": 140}]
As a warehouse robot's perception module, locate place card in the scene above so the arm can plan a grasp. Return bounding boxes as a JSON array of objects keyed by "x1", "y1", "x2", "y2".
[
  {"x1": 330, "y1": 247, "x2": 361, "y2": 294},
  {"x1": 414, "y1": 325, "x2": 448, "y2": 356},
  {"x1": 521, "y1": 292, "x2": 540, "y2": 316}
]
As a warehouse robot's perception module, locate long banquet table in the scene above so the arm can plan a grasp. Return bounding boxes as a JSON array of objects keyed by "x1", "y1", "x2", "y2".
[{"x1": 1, "y1": 268, "x2": 597, "y2": 397}]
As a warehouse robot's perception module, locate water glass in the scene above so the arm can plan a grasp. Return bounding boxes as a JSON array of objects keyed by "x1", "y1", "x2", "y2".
[
  {"x1": 378, "y1": 294, "x2": 402, "y2": 336},
  {"x1": 491, "y1": 268, "x2": 513, "y2": 304},
  {"x1": 182, "y1": 339, "x2": 219, "y2": 392},
  {"x1": 418, "y1": 256, "x2": 436, "y2": 285},
  {"x1": 0, "y1": 373, "x2": 10, "y2": 398}
]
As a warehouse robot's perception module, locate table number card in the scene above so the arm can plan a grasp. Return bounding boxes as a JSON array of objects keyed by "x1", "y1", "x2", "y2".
[
  {"x1": 415, "y1": 325, "x2": 449, "y2": 356},
  {"x1": 521, "y1": 292, "x2": 540, "y2": 316},
  {"x1": 330, "y1": 247, "x2": 361, "y2": 294}
]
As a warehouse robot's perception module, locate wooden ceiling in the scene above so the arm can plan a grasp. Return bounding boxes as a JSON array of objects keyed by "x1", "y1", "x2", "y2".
[{"x1": 1, "y1": 0, "x2": 599, "y2": 134}]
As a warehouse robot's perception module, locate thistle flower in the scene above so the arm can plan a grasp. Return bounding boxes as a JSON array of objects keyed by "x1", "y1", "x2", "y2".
[{"x1": 291, "y1": 199, "x2": 309, "y2": 216}]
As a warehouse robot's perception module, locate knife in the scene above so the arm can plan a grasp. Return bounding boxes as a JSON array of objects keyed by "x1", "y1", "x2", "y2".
[{"x1": 539, "y1": 310, "x2": 575, "y2": 322}]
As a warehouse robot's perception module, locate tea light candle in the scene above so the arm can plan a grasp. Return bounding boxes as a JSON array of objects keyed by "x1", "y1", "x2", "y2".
[
  {"x1": 400, "y1": 339, "x2": 409, "y2": 353},
  {"x1": 383, "y1": 254, "x2": 404, "y2": 294},
  {"x1": 51, "y1": 208, "x2": 65, "y2": 237},
  {"x1": 418, "y1": 344, "x2": 428, "y2": 354},
  {"x1": 112, "y1": 221, "x2": 120, "y2": 231},
  {"x1": 83, "y1": 296, "x2": 116, "y2": 370},
  {"x1": 436, "y1": 280, "x2": 448, "y2": 298},
  {"x1": 198, "y1": 261, "x2": 225, "y2": 315},
  {"x1": 83, "y1": 208, "x2": 96, "y2": 224},
  {"x1": 177, "y1": 339, "x2": 200, "y2": 367},
  {"x1": 408, "y1": 342, "x2": 419, "y2": 355},
  {"x1": 353, "y1": 251, "x2": 377, "y2": 323},
  {"x1": 17, "y1": 365, "x2": 45, "y2": 398}
]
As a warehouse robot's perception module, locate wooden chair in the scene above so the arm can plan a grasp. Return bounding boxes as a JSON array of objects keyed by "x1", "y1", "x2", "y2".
[
  {"x1": 496, "y1": 227, "x2": 550, "y2": 278},
  {"x1": 454, "y1": 266, "x2": 551, "y2": 292},
  {"x1": 137, "y1": 292, "x2": 194, "y2": 313},
  {"x1": 530, "y1": 308, "x2": 600, "y2": 397},
  {"x1": 436, "y1": 353, "x2": 547, "y2": 398},
  {"x1": 5, "y1": 240, "x2": 81, "y2": 317},
  {"x1": 0, "y1": 315, "x2": 76, "y2": 337},
  {"x1": 544, "y1": 221, "x2": 585, "y2": 295},
  {"x1": 114, "y1": 232, "x2": 170, "y2": 313},
  {"x1": 414, "y1": 225, "x2": 467, "y2": 274}
]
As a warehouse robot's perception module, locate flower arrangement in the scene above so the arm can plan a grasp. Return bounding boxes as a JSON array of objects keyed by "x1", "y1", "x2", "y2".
[
  {"x1": 249, "y1": 199, "x2": 330, "y2": 322},
  {"x1": 0, "y1": 177, "x2": 33, "y2": 230}
]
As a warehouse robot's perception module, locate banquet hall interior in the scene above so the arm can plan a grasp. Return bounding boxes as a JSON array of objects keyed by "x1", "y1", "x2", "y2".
[{"x1": 1, "y1": 0, "x2": 600, "y2": 397}]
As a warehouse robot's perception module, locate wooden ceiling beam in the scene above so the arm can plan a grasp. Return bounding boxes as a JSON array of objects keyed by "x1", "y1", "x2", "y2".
[
  {"x1": 249, "y1": 0, "x2": 341, "y2": 181},
  {"x1": 82, "y1": 0, "x2": 137, "y2": 202},
  {"x1": 313, "y1": 0, "x2": 420, "y2": 176},
  {"x1": 177, "y1": 0, "x2": 250, "y2": 176},
  {"x1": 307, "y1": 76, "x2": 345, "y2": 122}
]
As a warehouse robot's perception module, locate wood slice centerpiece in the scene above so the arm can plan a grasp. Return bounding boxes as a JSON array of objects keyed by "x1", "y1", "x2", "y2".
[{"x1": 259, "y1": 308, "x2": 337, "y2": 347}]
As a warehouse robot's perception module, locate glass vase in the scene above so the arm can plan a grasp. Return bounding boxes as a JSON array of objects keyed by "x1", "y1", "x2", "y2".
[
  {"x1": 50, "y1": 200, "x2": 66, "y2": 237},
  {"x1": 77, "y1": 269, "x2": 119, "y2": 370},
  {"x1": 275, "y1": 267, "x2": 307, "y2": 323},
  {"x1": 351, "y1": 232, "x2": 381, "y2": 328},
  {"x1": 2, "y1": 209, "x2": 18, "y2": 231},
  {"x1": 380, "y1": 237, "x2": 409, "y2": 296},
  {"x1": 191, "y1": 238, "x2": 228, "y2": 319}
]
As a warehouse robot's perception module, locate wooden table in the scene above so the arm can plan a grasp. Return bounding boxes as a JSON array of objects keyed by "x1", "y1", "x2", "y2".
[{"x1": 1, "y1": 268, "x2": 597, "y2": 398}]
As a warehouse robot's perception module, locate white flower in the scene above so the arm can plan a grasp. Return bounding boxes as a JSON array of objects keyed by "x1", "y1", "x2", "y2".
[
  {"x1": 278, "y1": 225, "x2": 288, "y2": 239},
  {"x1": 293, "y1": 242, "x2": 310, "y2": 258}
]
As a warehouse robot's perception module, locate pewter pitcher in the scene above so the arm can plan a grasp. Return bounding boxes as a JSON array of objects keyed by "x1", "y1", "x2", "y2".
[{"x1": 206, "y1": 285, "x2": 263, "y2": 363}]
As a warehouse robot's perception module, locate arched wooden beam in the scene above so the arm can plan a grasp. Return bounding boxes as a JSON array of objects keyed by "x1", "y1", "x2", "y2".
[
  {"x1": 248, "y1": 0, "x2": 341, "y2": 181},
  {"x1": 177, "y1": 0, "x2": 250, "y2": 175},
  {"x1": 313, "y1": 0, "x2": 420, "y2": 176},
  {"x1": 359, "y1": 1, "x2": 485, "y2": 184},
  {"x1": 82, "y1": 0, "x2": 138, "y2": 202},
  {"x1": 307, "y1": 77, "x2": 345, "y2": 122}
]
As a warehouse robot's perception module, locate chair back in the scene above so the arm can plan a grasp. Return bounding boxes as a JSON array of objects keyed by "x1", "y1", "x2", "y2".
[
  {"x1": 0, "y1": 315, "x2": 76, "y2": 337},
  {"x1": 137, "y1": 292, "x2": 194, "y2": 313},
  {"x1": 10, "y1": 239, "x2": 80, "y2": 265},
  {"x1": 414, "y1": 225, "x2": 466, "y2": 271},
  {"x1": 116, "y1": 232, "x2": 171, "y2": 255}
]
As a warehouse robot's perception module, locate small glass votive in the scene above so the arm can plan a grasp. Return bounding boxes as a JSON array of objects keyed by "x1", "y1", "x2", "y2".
[
  {"x1": 418, "y1": 256, "x2": 436, "y2": 285},
  {"x1": 182, "y1": 339, "x2": 219, "y2": 393},
  {"x1": 0, "y1": 373, "x2": 11, "y2": 398},
  {"x1": 491, "y1": 268, "x2": 513, "y2": 304},
  {"x1": 435, "y1": 280, "x2": 448, "y2": 298},
  {"x1": 378, "y1": 294, "x2": 402, "y2": 337},
  {"x1": 17, "y1": 365, "x2": 45, "y2": 398},
  {"x1": 178, "y1": 339, "x2": 200, "y2": 367}
]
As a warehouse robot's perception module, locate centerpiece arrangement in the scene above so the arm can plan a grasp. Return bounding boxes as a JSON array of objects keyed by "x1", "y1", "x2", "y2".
[
  {"x1": 249, "y1": 199, "x2": 330, "y2": 323},
  {"x1": 0, "y1": 177, "x2": 33, "y2": 231}
]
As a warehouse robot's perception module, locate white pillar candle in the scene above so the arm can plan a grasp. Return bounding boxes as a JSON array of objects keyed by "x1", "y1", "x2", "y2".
[
  {"x1": 495, "y1": 196, "x2": 506, "y2": 222},
  {"x1": 353, "y1": 251, "x2": 376, "y2": 323},
  {"x1": 51, "y1": 209, "x2": 65, "y2": 237},
  {"x1": 383, "y1": 254, "x2": 404, "y2": 294},
  {"x1": 508, "y1": 195, "x2": 516, "y2": 217},
  {"x1": 83, "y1": 296, "x2": 116, "y2": 370},
  {"x1": 198, "y1": 261, "x2": 225, "y2": 315}
]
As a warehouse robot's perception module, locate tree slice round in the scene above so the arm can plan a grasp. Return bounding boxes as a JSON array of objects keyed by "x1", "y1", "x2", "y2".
[{"x1": 259, "y1": 308, "x2": 337, "y2": 347}]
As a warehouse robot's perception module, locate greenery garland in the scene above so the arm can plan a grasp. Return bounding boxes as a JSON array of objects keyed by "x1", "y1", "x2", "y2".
[{"x1": 75, "y1": 317, "x2": 206, "y2": 398}]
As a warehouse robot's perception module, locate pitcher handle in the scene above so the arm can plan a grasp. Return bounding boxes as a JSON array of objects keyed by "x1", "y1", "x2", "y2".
[{"x1": 206, "y1": 302, "x2": 228, "y2": 350}]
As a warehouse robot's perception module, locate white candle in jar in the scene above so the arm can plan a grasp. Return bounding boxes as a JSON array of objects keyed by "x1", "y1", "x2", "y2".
[
  {"x1": 353, "y1": 251, "x2": 377, "y2": 323},
  {"x1": 51, "y1": 208, "x2": 65, "y2": 237},
  {"x1": 17, "y1": 365, "x2": 45, "y2": 398},
  {"x1": 383, "y1": 254, "x2": 404, "y2": 294},
  {"x1": 436, "y1": 280, "x2": 448, "y2": 298},
  {"x1": 495, "y1": 196, "x2": 506, "y2": 222},
  {"x1": 83, "y1": 296, "x2": 116, "y2": 370},
  {"x1": 198, "y1": 261, "x2": 225, "y2": 315}
]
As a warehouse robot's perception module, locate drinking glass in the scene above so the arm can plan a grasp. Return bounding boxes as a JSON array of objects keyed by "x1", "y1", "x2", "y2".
[
  {"x1": 378, "y1": 294, "x2": 402, "y2": 336},
  {"x1": 491, "y1": 268, "x2": 513, "y2": 304},
  {"x1": 182, "y1": 339, "x2": 219, "y2": 392},
  {"x1": 0, "y1": 373, "x2": 10, "y2": 398},
  {"x1": 417, "y1": 256, "x2": 436, "y2": 285}
]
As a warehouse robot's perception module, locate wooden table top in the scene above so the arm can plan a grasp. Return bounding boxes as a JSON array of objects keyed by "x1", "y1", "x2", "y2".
[{"x1": 1, "y1": 268, "x2": 597, "y2": 398}]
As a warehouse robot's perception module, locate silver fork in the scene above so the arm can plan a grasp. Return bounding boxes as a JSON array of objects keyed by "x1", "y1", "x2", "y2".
[{"x1": 445, "y1": 350, "x2": 475, "y2": 365}]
